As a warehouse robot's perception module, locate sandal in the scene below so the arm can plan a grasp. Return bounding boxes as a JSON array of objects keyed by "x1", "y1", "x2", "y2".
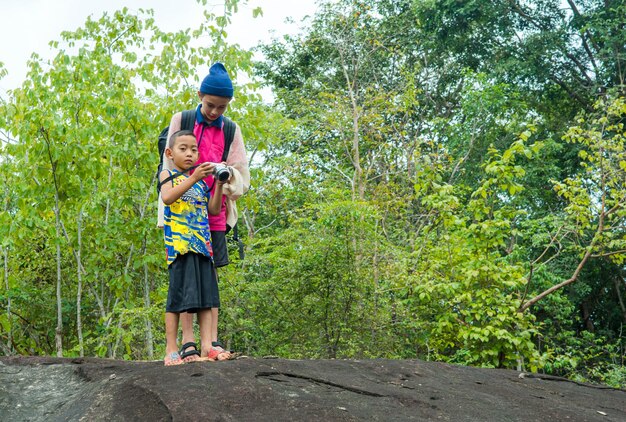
[
  {"x1": 208, "y1": 341, "x2": 240, "y2": 360},
  {"x1": 179, "y1": 342, "x2": 201, "y2": 363},
  {"x1": 212, "y1": 341, "x2": 232, "y2": 353},
  {"x1": 205, "y1": 346, "x2": 231, "y2": 361},
  {"x1": 164, "y1": 351, "x2": 184, "y2": 366}
]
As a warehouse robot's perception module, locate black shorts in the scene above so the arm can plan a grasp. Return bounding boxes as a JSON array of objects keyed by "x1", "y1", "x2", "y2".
[
  {"x1": 167, "y1": 252, "x2": 220, "y2": 312},
  {"x1": 211, "y1": 230, "x2": 229, "y2": 268}
]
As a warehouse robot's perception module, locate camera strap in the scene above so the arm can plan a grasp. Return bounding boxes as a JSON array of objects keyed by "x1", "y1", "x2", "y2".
[
  {"x1": 158, "y1": 165, "x2": 217, "y2": 194},
  {"x1": 157, "y1": 165, "x2": 198, "y2": 190}
]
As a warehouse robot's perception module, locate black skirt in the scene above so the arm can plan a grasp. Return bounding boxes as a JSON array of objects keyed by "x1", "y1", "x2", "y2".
[
  {"x1": 210, "y1": 230, "x2": 229, "y2": 268},
  {"x1": 167, "y1": 252, "x2": 220, "y2": 313}
]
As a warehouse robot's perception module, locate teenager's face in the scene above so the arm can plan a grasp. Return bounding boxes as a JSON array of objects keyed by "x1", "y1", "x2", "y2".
[
  {"x1": 198, "y1": 93, "x2": 231, "y2": 122},
  {"x1": 168, "y1": 135, "x2": 198, "y2": 170}
]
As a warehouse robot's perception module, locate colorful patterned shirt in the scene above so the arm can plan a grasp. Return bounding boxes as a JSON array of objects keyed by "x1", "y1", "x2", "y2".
[{"x1": 163, "y1": 170, "x2": 213, "y2": 266}]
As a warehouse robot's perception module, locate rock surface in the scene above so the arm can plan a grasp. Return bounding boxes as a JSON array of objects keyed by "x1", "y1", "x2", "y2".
[{"x1": 1, "y1": 355, "x2": 624, "y2": 421}]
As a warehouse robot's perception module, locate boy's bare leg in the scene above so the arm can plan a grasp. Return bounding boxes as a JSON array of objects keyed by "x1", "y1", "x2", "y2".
[
  {"x1": 164, "y1": 312, "x2": 183, "y2": 365},
  {"x1": 197, "y1": 308, "x2": 213, "y2": 358},
  {"x1": 180, "y1": 312, "x2": 195, "y2": 344},
  {"x1": 211, "y1": 308, "x2": 231, "y2": 359},
  {"x1": 165, "y1": 312, "x2": 180, "y2": 354},
  {"x1": 179, "y1": 312, "x2": 199, "y2": 361},
  {"x1": 210, "y1": 308, "x2": 219, "y2": 343}
]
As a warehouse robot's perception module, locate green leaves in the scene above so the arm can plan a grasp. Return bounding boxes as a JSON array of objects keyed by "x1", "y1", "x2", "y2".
[{"x1": 0, "y1": 1, "x2": 262, "y2": 359}]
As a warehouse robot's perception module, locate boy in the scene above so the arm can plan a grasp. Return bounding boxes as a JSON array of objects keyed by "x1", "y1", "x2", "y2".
[{"x1": 160, "y1": 130, "x2": 224, "y2": 365}]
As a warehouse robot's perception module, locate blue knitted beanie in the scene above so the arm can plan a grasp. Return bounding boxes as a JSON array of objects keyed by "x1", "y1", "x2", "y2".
[{"x1": 199, "y1": 62, "x2": 234, "y2": 97}]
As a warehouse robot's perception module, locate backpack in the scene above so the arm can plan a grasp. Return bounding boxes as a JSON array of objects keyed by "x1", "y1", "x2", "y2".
[{"x1": 156, "y1": 110, "x2": 236, "y2": 193}]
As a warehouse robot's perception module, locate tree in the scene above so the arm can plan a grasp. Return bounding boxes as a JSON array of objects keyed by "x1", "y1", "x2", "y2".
[
  {"x1": 521, "y1": 96, "x2": 626, "y2": 311},
  {"x1": 0, "y1": 1, "x2": 267, "y2": 358},
  {"x1": 252, "y1": 0, "x2": 625, "y2": 382}
]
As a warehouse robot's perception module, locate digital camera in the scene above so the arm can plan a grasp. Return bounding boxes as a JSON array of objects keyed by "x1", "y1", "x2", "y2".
[{"x1": 213, "y1": 163, "x2": 232, "y2": 182}]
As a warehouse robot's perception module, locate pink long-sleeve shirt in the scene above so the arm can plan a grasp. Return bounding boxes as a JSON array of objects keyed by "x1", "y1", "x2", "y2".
[{"x1": 157, "y1": 108, "x2": 250, "y2": 230}]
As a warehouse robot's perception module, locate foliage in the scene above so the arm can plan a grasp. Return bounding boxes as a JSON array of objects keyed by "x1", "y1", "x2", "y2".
[
  {"x1": 402, "y1": 135, "x2": 543, "y2": 368},
  {"x1": 251, "y1": 0, "x2": 625, "y2": 385},
  {"x1": 0, "y1": 1, "x2": 266, "y2": 358}
]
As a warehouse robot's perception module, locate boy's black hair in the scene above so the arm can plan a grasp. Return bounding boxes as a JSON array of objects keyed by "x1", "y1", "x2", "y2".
[{"x1": 169, "y1": 129, "x2": 196, "y2": 148}]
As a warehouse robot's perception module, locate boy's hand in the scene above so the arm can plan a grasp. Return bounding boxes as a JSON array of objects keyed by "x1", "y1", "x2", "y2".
[{"x1": 192, "y1": 162, "x2": 213, "y2": 181}]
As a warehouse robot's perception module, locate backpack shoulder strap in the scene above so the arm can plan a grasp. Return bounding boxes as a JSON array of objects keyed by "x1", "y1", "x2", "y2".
[
  {"x1": 180, "y1": 109, "x2": 196, "y2": 131},
  {"x1": 158, "y1": 126, "x2": 170, "y2": 159},
  {"x1": 157, "y1": 169, "x2": 174, "y2": 191},
  {"x1": 221, "y1": 116, "x2": 236, "y2": 162}
]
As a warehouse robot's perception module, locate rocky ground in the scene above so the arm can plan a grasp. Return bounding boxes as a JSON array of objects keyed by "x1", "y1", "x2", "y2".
[{"x1": 1, "y1": 355, "x2": 624, "y2": 421}]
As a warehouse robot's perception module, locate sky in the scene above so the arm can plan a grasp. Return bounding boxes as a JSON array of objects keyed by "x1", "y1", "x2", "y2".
[{"x1": 0, "y1": 0, "x2": 320, "y2": 96}]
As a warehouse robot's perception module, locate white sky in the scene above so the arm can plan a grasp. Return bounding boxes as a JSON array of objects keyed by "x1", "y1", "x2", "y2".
[{"x1": 0, "y1": 0, "x2": 320, "y2": 95}]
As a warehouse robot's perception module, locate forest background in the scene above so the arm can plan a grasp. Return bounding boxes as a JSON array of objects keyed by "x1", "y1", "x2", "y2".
[{"x1": 1, "y1": 0, "x2": 625, "y2": 388}]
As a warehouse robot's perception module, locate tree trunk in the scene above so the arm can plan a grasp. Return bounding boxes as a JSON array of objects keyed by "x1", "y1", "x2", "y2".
[
  {"x1": 342, "y1": 64, "x2": 364, "y2": 201},
  {"x1": 112, "y1": 180, "x2": 153, "y2": 358},
  {"x1": 2, "y1": 246, "x2": 12, "y2": 354},
  {"x1": 42, "y1": 128, "x2": 63, "y2": 357},
  {"x1": 76, "y1": 207, "x2": 84, "y2": 357},
  {"x1": 521, "y1": 204, "x2": 606, "y2": 312},
  {"x1": 144, "y1": 262, "x2": 154, "y2": 359},
  {"x1": 53, "y1": 187, "x2": 64, "y2": 357},
  {"x1": 580, "y1": 301, "x2": 595, "y2": 333},
  {"x1": 143, "y1": 239, "x2": 153, "y2": 359},
  {"x1": 614, "y1": 276, "x2": 626, "y2": 323},
  {"x1": 372, "y1": 220, "x2": 379, "y2": 345}
]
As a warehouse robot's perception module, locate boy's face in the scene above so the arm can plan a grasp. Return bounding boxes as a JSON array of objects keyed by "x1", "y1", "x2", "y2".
[
  {"x1": 166, "y1": 135, "x2": 198, "y2": 170},
  {"x1": 198, "y1": 93, "x2": 231, "y2": 122}
]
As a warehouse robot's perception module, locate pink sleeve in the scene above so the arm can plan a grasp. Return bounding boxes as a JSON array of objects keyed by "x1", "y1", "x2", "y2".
[
  {"x1": 227, "y1": 123, "x2": 250, "y2": 192},
  {"x1": 167, "y1": 113, "x2": 182, "y2": 145}
]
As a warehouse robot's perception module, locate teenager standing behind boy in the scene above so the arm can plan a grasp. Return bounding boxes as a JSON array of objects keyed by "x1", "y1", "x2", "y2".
[
  {"x1": 158, "y1": 62, "x2": 250, "y2": 362},
  {"x1": 160, "y1": 130, "x2": 224, "y2": 366}
]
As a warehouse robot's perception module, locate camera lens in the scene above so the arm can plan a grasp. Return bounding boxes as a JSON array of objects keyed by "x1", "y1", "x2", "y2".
[{"x1": 215, "y1": 167, "x2": 230, "y2": 182}]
